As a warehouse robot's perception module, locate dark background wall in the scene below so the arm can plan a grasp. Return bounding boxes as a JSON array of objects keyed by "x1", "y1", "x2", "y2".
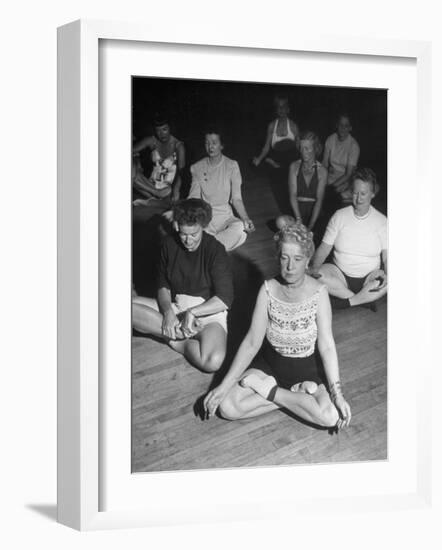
[{"x1": 132, "y1": 77, "x2": 387, "y2": 211}]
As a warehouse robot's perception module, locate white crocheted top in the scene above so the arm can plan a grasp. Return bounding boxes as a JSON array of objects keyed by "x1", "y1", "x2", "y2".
[{"x1": 265, "y1": 279, "x2": 322, "y2": 358}]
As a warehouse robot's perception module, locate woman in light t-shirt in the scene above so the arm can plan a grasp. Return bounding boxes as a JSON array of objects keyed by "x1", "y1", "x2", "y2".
[
  {"x1": 309, "y1": 168, "x2": 387, "y2": 309},
  {"x1": 322, "y1": 114, "x2": 360, "y2": 205}
]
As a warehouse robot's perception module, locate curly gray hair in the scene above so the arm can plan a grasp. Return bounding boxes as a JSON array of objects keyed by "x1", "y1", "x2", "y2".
[{"x1": 274, "y1": 222, "x2": 315, "y2": 259}]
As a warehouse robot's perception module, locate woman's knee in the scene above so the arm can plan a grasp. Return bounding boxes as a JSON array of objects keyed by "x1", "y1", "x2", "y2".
[
  {"x1": 218, "y1": 393, "x2": 243, "y2": 420},
  {"x1": 201, "y1": 349, "x2": 225, "y2": 373},
  {"x1": 318, "y1": 402, "x2": 339, "y2": 427}
]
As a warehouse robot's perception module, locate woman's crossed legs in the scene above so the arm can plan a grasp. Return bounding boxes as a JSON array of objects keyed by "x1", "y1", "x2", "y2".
[
  {"x1": 219, "y1": 368, "x2": 338, "y2": 428},
  {"x1": 318, "y1": 263, "x2": 387, "y2": 307},
  {"x1": 132, "y1": 296, "x2": 226, "y2": 373}
]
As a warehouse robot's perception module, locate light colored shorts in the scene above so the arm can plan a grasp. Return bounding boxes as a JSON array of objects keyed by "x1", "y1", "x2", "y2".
[{"x1": 152, "y1": 294, "x2": 228, "y2": 333}]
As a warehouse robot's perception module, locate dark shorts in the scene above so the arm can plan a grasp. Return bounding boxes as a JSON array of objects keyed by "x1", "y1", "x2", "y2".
[
  {"x1": 254, "y1": 339, "x2": 324, "y2": 389},
  {"x1": 332, "y1": 261, "x2": 367, "y2": 294},
  {"x1": 268, "y1": 141, "x2": 298, "y2": 167}
]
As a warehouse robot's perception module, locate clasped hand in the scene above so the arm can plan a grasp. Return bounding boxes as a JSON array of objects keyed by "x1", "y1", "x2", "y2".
[
  {"x1": 366, "y1": 269, "x2": 387, "y2": 291},
  {"x1": 243, "y1": 219, "x2": 255, "y2": 233},
  {"x1": 162, "y1": 309, "x2": 201, "y2": 340},
  {"x1": 177, "y1": 310, "x2": 202, "y2": 339}
]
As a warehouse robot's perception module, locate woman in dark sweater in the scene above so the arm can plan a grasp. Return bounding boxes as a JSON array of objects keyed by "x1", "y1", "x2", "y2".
[{"x1": 132, "y1": 198, "x2": 233, "y2": 372}]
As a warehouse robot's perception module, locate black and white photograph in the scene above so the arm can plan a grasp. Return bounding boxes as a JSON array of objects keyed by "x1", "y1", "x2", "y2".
[{"x1": 131, "y1": 77, "x2": 388, "y2": 473}]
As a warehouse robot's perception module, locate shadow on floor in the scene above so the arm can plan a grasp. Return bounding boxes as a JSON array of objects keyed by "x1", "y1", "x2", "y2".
[{"x1": 25, "y1": 503, "x2": 57, "y2": 522}]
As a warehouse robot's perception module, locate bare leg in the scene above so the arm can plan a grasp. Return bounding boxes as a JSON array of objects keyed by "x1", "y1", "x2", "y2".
[
  {"x1": 207, "y1": 218, "x2": 247, "y2": 252},
  {"x1": 319, "y1": 264, "x2": 354, "y2": 299},
  {"x1": 219, "y1": 369, "x2": 280, "y2": 420},
  {"x1": 349, "y1": 280, "x2": 388, "y2": 306},
  {"x1": 272, "y1": 384, "x2": 338, "y2": 427},
  {"x1": 132, "y1": 297, "x2": 164, "y2": 338},
  {"x1": 265, "y1": 158, "x2": 281, "y2": 168},
  {"x1": 169, "y1": 322, "x2": 227, "y2": 373},
  {"x1": 132, "y1": 296, "x2": 185, "y2": 340},
  {"x1": 319, "y1": 263, "x2": 387, "y2": 306},
  {"x1": 240, "y1": 373, "x2": 338, "y2": 427}
]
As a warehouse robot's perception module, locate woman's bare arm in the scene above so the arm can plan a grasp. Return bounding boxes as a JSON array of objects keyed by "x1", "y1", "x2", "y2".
[
  {"x1": 133, "y1": 136, "x2": 154, "y2": 154},
  {"x1": 307, "y1": 165, "x2": 327, "y2": 230},
  {"x1": 216, "y1": 284, "x2": 269, "y2": 390},
  {"x1": 253, "y1": 122, "x2": 274, "y2": 165},
  {"x1": 288, "y1": 161, "x2": 302, "y2": 222}
]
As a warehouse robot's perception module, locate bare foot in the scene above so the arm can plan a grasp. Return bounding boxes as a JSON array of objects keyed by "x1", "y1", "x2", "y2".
[
  {"x1": 290, "y1": 381, "x2": 318, "y2": 394},
  {"x1": 240, "y1": 373, "x2": 277, "y2": 399},
  {"x1": 264, "y1": 158, "x2": 281, "y2": 169}
]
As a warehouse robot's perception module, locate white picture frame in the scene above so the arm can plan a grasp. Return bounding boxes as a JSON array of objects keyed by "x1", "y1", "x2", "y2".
[{"x1": 57, "y1": 19, "x2": 432, "y2": 531}]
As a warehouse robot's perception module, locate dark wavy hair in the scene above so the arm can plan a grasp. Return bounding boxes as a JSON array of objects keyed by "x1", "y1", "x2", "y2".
[
  {"x1": 204, "y1": 128, "x2": 224, "y2": 145},
  {"x1": 173, "y1": 199, "x2": 212, "y2": 228},
  {"x1": 350, "y1": 167, "x2": 379, "y2": 196},
  {"x1": 274, "y1": 222, "x2": 315, "y2": 259},
  {"x1": 298, "y1": 130, "x2": 323, "y2": 159},
  {"x1": 153, "y1": 112, "x2": 170, "y2": 128}
]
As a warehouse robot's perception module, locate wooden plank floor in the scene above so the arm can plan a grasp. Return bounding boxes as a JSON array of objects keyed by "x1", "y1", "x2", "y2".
[{"x1": 132, "y1": 166, "x2": 387, "y2": 472}]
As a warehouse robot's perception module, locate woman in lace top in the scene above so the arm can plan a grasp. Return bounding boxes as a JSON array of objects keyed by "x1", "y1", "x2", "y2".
[{"x1": 203, "y1": 223, "x2": 351, "y2": 430}]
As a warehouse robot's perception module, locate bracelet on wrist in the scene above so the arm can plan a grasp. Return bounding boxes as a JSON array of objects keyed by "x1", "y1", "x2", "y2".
[{"x1": 329, "y1": 380, "x2": 343, "y2": 401}]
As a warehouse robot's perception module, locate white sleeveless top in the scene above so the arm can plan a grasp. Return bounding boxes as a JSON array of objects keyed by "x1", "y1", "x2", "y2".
[
  {"x1": 271, "y1": 119, "x2": 296, "y2": 148},
  {"x1": 264, "y1": 280, "x2": 323, "y2": 358}
]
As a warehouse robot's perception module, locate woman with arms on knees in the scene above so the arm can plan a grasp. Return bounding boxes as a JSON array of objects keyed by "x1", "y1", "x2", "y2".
[
  {"x1": 132, "y1": 113, "x2": 185, "y2": 206},
  {"x1": 252, "y1": 94, "x2": 299, "y2": 171},
  {"x1": 276, "y1": 131, "x2": 327, "y2": 233},
  {"x1": 187, "y1": 130, "x2": 255, "y2": 251},
  {"x1": 203, "y1": 223, "x2": 351, "y2": 429},
  {"x1": 309, "y1": 168, "x2": 387, "y2": 309},
  {"x1": 322, "y1": 113, "x2": 360, "y2": 206},
  {"x1": 132, "y1": 199, "x2": 233, "y2": 373}
]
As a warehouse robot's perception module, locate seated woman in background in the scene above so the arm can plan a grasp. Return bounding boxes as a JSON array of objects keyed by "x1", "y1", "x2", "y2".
[
  {"x1": 276, "y1": 131, "x2": 327, "y2": 234},
  {"x1": 252, "y1": 94, "x2": 299, "y2": 171},
  {"x1": 322, "y1": 113, "x2": 360, "y2": 206},
  {"x1": 309, "y1": 168, "x2": 387, "y2": 309},
  {"x1": 132, "y1": 199, "x2": 233, "y2": 373},
  {"x1": 187, "y1": 130, "x2": 255, "y2": 251},
  {"x1": 203, "y1": 223, "x2": 351, "y2": 430},
  {"x1": 132, "y1": 113, "x2": 185, "y2": 206}
]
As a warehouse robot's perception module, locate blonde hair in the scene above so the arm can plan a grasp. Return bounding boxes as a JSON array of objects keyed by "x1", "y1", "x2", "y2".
[{"x1": 274, "y1": 222, "x2": 315, "y2": 259}]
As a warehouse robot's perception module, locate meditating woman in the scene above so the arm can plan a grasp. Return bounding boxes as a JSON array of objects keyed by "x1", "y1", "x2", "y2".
[
  {"x1": 187, "y1": 130, "x2": 255, "y2": 251},
  {"x1": 203, "y1": 223, "x2": 351, "y2": 429},
  {"x1": 132, "y1": 113, "x2": 185, "y2": 206},
  {"x1": 276, "y1": 131, "x2": 327, "y2": 232},
  {"x1": 322, "y1": 113, "x2": 360, "y2": 205},
  {"x1": 252, "y1": 94, "x2": 299, "y2": 170},
  {"x1": 309, "y1": 168, "x2": 387, "y2": 308},
  {"x1": 132, "y1": 199, "x2": 233, "y2": 373}
]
